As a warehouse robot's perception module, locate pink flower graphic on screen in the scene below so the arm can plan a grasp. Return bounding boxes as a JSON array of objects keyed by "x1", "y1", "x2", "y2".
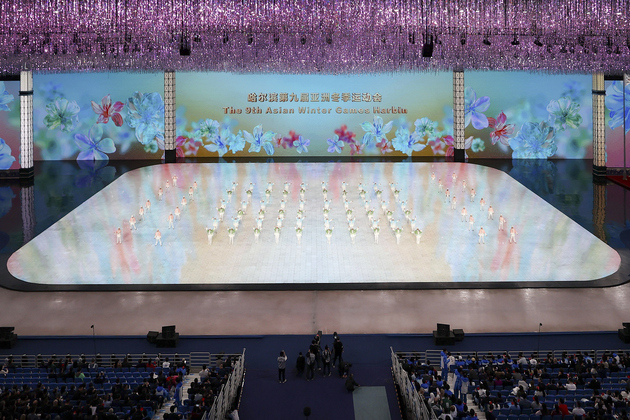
[
  {"x1": 376, "y1": 139, "x2": 393, "y2": 154},
  {"x1": 487, "y1": 111, "x2": 515, "y2": 146},
  {"x1": 444, "y1": 135, "x2": 472, "y2": 158},
  {"x1": 278, "y1": 130, "x2": 298, "y2": 149},
  {"x1": 349, "y1": 143, "x2": 364, "y2": 156},
  {"x1": 334, "y1": 125, "x2": 357, "y2": 145},
  {"x1": 428, "y1": 136, "x2": 447, "y2": 155},
  {"x1": 91, "y1": 94, "x2": 124, "y2": 126}
]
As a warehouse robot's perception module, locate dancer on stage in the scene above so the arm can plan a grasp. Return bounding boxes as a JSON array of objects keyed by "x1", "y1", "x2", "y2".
[
  {"x1": 349, "y1": 227, "x2": 358, "y2": 244},
  {"x1": 324, "y1": 217, "x2": 332, "y2": 230},
  {"x1": 172, "y1": 175, "x2": 178, "y2": 187},
  {"x1": 438, "y1": 178, "x2": 443, "y2": 192},
  {"x1": 241, "y1": 201, "x2": 248, "y2": 214},
  {"x1": 228, "y1": 227, "x2": 236, "y2": 245},
  {"x1": 115, "y1": 227, "x2": 122, "y2": 244},
  {"x1": 188, "y1": 186, "x2": 194, "y2": 201},
  {"x1": 373, "y1": 226, "x2": 380, "y2": 244},
  {"x1": 479, "y1": 197, "x2": 486, "y2": 211},
  {"x1": 232, "y1": 217, "x2": 240, "y2": 229},
  {"x1": 168, "y1": 213, "x2": 175, "y2": 229},
  {"x1": 451, "y1": 196, "x2": 457, "y2": 210},
  {"x1": 394, "y1": 227, "x2": 403, "y2": 245},
  {"x1": 212, "y1": 217, "x2": 219, "y2": 230},
  {"x1": 218, "y1": 207, "x2": 225, "y2": 221},
  {"x1": 452, "y1": 172, "x2": 457, "y2": 184},
  {"x1": 193, "y1": 181, "x2": 198, "y2": 190},
  {"x1": 227, "y1": 189, "x2": 233, "y2": 203},
  {"x1": 174, "y1": 207, "x2": 181, "y2": 220},
  {"x1": 499, "y1": 215, "x2": 505, "y2": 231},
  {"x1": 256, "y1": 217, "x2": 263, "y2": 230},
  {"x1": 154, "y1": 229, "x2": 162, "y2": 246},
  {"x1": 129, "y1": 215, "x2": 137, "y2": 230},
  {"x1": 445, "y1": 188, "x2": 450, "y2": 203},
  {"x1": 470, "y1": 188, "x2": 476, "y2": 202},
  {"x1": 469, "y1": 214, "x2": 474, "y2": 231},
  {"x1": 431, "y1": 172, "x2": 435, "y2": 182},
  {"x1": 299, "y1": 200, "x2": 306, "y2": 211},
  {"x1": 509, "y1": 226, "x2": 517, "y2": 243},
  {"x1": 165, "y1": 180, "x2": 170, "y2": 192},
  {"x1": 325, "y1": 227, "x2": 333, "y2": 244},
  {"x1": 146, "y1": 200, "x2": 151, "y2": 213},
  {"x1": 296, "y1": 215, "x2": 304, "y2": 229},
  {"x1": 478, "y1": 227, "x2": 486, "y2": 244},
  {"x1": 413, "y1": 228, "x2": 422, "y2": 244},
  {"x1": 158, "y1": 188, "x2": 163, "y2": 201},
  {"x1": 139, "y1": 206, "x2": 144, "y2": 221},
  {"x1": 274, "y1": 226, "x2": 281, "y2": 244},
  {"x1": 254, "y1": 227, "x2": 261, "y2": 243},
  {"x1": 462, "y1": 180, "x2": 467, "y2": 192},
  {"x1": 461, "y1": 207, "x2": 467, "y2": 222},
  {"x1": 296, "y1": 227, "x2": 303, "y2": 244},
  {"x1": 280, "y1": 200, "x2": 286, "y2": 210},
  {"x1": 487, "y1": 205, "x2": 494, "y2": 220},
  {"x1": 181, "y1": 196, "x2": 187, "y2": 210},
  {"x1": 267, "y1": 181, "x2": 274, "y2": 192},
  {"x1": 206, "y1": 227, "x2": 214, "y2": 244}
]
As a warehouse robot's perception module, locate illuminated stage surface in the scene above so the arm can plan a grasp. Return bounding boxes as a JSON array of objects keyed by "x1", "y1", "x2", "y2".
[{"x1": 7, "y1": 162, "x2": 620, "y2": 287}]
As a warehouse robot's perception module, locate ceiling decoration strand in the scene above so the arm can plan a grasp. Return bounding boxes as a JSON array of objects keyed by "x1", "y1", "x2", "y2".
[{"x1": 0, "y1": 0, "x2": 629, "y2": 74}]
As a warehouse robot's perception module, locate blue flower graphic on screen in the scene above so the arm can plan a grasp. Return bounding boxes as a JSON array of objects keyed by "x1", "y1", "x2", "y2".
[
  {"x1": 0, "y1": 138, "x2": 16, "y2": 169},
  {"x1": 203, "y1": 129, "x2": 231, "y2": 157},
  {"x1": 361, "y1": 116, "x2": 393, "y2": 146},
  {"x1": 43, "y1": 98, "x2": 80, "y2": 132},
  {"x1": 464, "y1": 87, "x2": 490, "y2": 129},
  {"x1": 509, "y1": 121, "x2": 557, "y2": 159},
  {"x1": 125, "y1": 91, "x2": 164, "y2": 145},
  {"x1": 391, "y1": 127, "x2": 426, "y2": 156},
  {"x1": 546, "y1": 97, "x2": 582, "y2": 131},
  {"x1": 393, "y1": 117, "x2": 412, "y2": 131},
  {"x1": 0, "y1": 186, "x2": 15, "y2": 219},
  {"x1": 192, "y1": 118, "x2": 220, "y2": 142},
  {"x1": 561, "y1": 80, "x2": 586, "y2": 102},
  {"x1": 40, "y1": 81, "x2": 64, "y2": 102},
  {"x1": 244, "y1": 125, "x2": 275, "y2": 155},
  {"x1": 220, "y1": 116, "x2": 239, "y2": 132},
  {"x1": 441, "y1": 106, "x2": 454, "y2": 135},
  {"x1": 74, "y1": 124, "x2": 116, "y2": 161},
  {"x1": 327, "y1": 135, "x2": 343, "y2": 153},
  {"x1": 471, "y1": 137, "x2": 485, "y2": 153},
  {"x1": 0, "y1": 82, "x2": 15, "y2": 111},
  {"x1": 293, "y1": 136, "x2": 310, "y2": 154},
  {"x1": 414, "y1": 117, "x2": 438, "y2": 139},
  {"x1": 605, "y1": 81, "x2": 630, "y2": 133},
  {"x1": 228, "y1": 130, "x2": 246, "y2": 154}
]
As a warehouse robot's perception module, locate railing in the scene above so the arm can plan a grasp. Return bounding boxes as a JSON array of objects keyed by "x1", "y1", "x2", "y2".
[
  {"x1": 391, "y1": 347, "x2": 437, "y2": 420},
  {"x1": 204, "y1": 348, "x2": 245, "y2": 420},
  {"x1": 0, "y1": 352, "x2": 240, "y2": 371},
  {"x1": 394, "y1": 348, "x2": 629, "y2": 366}
]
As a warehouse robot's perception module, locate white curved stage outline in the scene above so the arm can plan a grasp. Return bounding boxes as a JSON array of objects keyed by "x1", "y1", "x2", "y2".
[{"x1": 7, "y1": 163, "x2": 621, "y2": 285}]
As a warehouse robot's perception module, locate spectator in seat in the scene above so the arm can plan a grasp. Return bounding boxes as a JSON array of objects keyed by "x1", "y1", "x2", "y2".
[{"x1": 572, "y1": 401, "x2": 586, "y2": 417}]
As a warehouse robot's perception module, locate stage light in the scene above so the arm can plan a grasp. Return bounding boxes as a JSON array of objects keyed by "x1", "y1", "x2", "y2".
[
  {"x1": 534, "y1": 38, "x2": 543, "y2": 47},
  {"x1": 193, "y1": 34, "x2": 201, "y2": 43},
  {"x1": 422, "y1": 35, "x2": 433, "y2": 58},
  {"x1": 300, "y1": 36, "x2": 306, "y2": 45},
  {"x1": 273, "y1": 34, "x2": 280, "y2": 44},
  {"x1": 460, "y1": 35, "x2": 466, "y2": 45},
  {"x1": 560, "y1": 45, "x2": 567, "y2": 53},
  {"x1": 247, "y1": 33, "x2": 253, "y2": 45},
  {"x1": 325, "y1": 36, "x2": 332, "y2": 45},
  {"x1": 179, "y1": 36, "x2": 190, "y2": 56},
  {"x1": 222, "y1": 33, "x2": 229, "y2": 44},
  {"x1": 483, "y1": 37, "x2": 491, "y2": 46},
  {"x1": 409, "y1": 32, "x2": 415, "y2": 45},
  {"x1": 511, "y1": 36, "x2": 519, "y2": 46}
]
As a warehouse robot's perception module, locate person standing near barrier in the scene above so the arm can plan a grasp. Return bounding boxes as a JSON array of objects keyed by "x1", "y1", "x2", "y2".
[
  {"x1": 306, "y1": 350, "x2": 316, "y2": 381},
  {"x1": 322, "y1": 345, "x2": 332, "y2": 377},
  {"x1": 332, "y1": 336, "x2": 344, "y2": 368},
  {"x1": 277, "y1": 350, "x2": 288, "y2": 383}
]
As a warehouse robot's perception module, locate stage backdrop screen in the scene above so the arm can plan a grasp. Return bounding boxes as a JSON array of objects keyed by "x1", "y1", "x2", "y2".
[
  {"x1": 463, "y1": 71, "x2": 592, "y2": 159},
  {"x1": 0, "y1": 80, "x2": 20, "y2": 170},
  {"x1": 605, "y1": 80, "x2": 630, "y2": 168},
  {"x1": 33, "y1": 72, "x2": 165, "y2": 161},
  {"x1": 175, "y1": 72, "x2": 454, "y2": 158}
]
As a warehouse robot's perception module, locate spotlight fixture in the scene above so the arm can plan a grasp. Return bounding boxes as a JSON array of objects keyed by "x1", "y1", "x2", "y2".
[
  {"x1": 193, "y1": 34, "x2": 201, "y2": 43},
  {"x1": 300, "y1": 36, "x2": 306, "y2": 45},
  {"x1": 534, "y1": 38, "x2": 543, "y2": 47},
  {"x1": 422, "y1": 34, "x2": 434, "y2": 58},
  {"x1": 511, "y1": 35, "x2": 519, "y2": 46},
  {"x1": 247, "y1": 33, "x2": 253, "y2": 45},
  {"x1": 482, "y1": 37, "x2": 491, "y2": 46},
  {"x1": 559, "y1": 45, "x2": 567, "y2": 53},
  {"x1": 179, "y1": 36, "x2": 190, "y2": 56},
  {"x1": 409, "y1": 32, "x2": 415, "y2": 45},
  {"x1": 460, "y1": 34, "x2": 466, "y2": 45},
  {"x1": 273, "y1": 34, "x2": 280, "y2": 45},
  {"x1": 325, "y1": 36, "x2": 332, "y2": 45},
  {"x1": 222, "y1": 33, "x2": 229, "y2": 44}
]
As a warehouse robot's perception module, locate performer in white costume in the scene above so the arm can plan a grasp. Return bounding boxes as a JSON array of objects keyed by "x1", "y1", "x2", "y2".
[
  {"x1": 154, "y1": 229, "x2": 162, "y2": 246},
  {"x1": 129, "y1": 215, "x2": 137, "y2": 230},
  {"x1": 478, "y1": 227, "x2": 486, "y2": 244},
  {"x1": 115, "y1": 227, "x2": 122, "y2": 244},
  {"x1": 509, "y1": 226, "x2": 517, "y2": 243}
]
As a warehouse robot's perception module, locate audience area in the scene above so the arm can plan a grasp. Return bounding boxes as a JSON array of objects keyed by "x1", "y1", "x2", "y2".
[
  {"x1": 0, "y1": 352, "x2": 240, "y2": 420},
  {"x1": 395, "y1": 349, "x2": 630, "y2": 420}
]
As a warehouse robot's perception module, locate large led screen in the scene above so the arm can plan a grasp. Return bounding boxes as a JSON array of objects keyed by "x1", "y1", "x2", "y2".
[
  {"x1": 463, "y1": 72, "x2": 592, "y2": 159},
  {"x1": 33, "y1": 72, "x2": 164, "y2": 161},
  {"x1": 0, "y1": 80, "x2": 20, "y2": 170},
  {"x1": 605, "y1": 80, "x2": 629, "y2": 168},
  {"x1": 175, "y1": 72, "x2": 454, "y2": 158}
]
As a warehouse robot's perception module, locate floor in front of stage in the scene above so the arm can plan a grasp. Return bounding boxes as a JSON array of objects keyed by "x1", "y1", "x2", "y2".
[
  {"x1": 1, "y1": 159, "x2": 630, "y2": 336},
  {"x1": 5, "y1": 162, "x2": 620, "y2": 287}
]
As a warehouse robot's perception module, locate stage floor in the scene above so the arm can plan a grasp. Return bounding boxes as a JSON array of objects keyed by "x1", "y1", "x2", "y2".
[{"x1": 6, "y1": 162, "x2": 620, "y2": 287}]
